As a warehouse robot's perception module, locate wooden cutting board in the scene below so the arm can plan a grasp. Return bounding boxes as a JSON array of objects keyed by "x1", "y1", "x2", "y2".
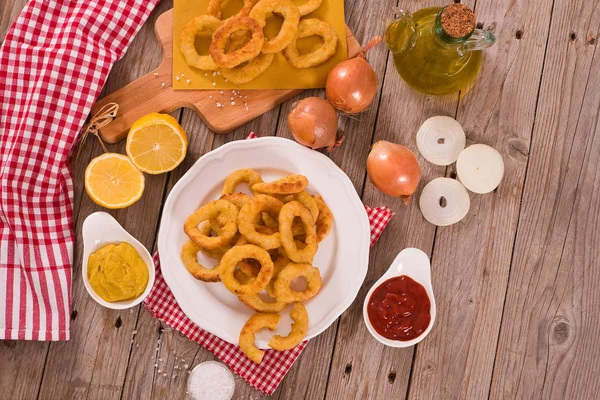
[{"x1": 92, "y1": 9, "x2": 361, "y2": 143}]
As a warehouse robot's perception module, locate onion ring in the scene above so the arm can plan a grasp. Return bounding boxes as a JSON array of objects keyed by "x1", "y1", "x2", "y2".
[
  {"x1": 274, "y1": 262, "x2": 322, "y2": 302},
  {"x1": 283, "y1": 19, "x2": 338, "y2": 68},
  {"x1": 222, "y1": 168, "x2": 263, "y2": 195},
  {"x1": 313, "y1": 195, "x2": 332, "y2": 242},
  {"x1": 252, "y1": 175, "x2": 308, "y2": 195},
  {"x1": 296, "y1": 0, "x2": 322, "y2": 16},
  {"x1": 220, "y1": 53, "x2": 274, "y2": 84},
  {"x1": 266, "y1": 254, "x2": 291, "y2": 297},
  {"x1": 209, "y1": 15, "x2": 265, "y2": 69},
  {"x1": 238, "y1": 291, "x2": 288, "y2": 313},
  {"x1": 179, "y1": 15, "x2": 222, "y2": 71},
  {"x1": 184, "y1": 200, "x2": 238, "y2": 250},
  {"x1": 279, "y1": 201, "x2": 317, "y2": 263},
  {"x1": 238, "y1": 195, "x2": 284, "y2": 249},
  {"x1": 239, "y1": 313, "x2": 281, "y2": 363},
  {"x1": 219, "y1": 192, "x2": 251, "y2": 209},
  {"x1": 219, "y1": 244, "x2": 274, "y2": 295},
  {"x1": 268, "y1": 303, "x2": 308, "y2": 350},
  {"x1": 249, "y1": 0, "x2": 300, "y2": 54},
  {"x1": 181, "y1": 240, "x2": 221, "y2": 282}
]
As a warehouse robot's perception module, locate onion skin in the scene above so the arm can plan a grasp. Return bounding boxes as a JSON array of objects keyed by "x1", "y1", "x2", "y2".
[
  {"x1": 288, "y1": 97, "x2": 343, "y2": 151},
  {"x1": 367, "y1": 141, "x2": 421, "y2": 204},
  {"x1": 326, "y1": 55, "x2": 377, "y2": 114}
]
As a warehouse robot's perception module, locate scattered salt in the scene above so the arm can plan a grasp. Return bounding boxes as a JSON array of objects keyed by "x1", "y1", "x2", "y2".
[
  {"x1": 231, "y1": 101, "x2": 235, "y2": 106},
  {"x1": 158, "y1": 369, "x2": 162, "y2": 373},
  {"x1": 159, "y1": 358, "x2": 163, "y2": 362},
  {"x1": 209, "y1": 96, "x2": 212, "y2": 99},
  {"x1": 187, "y1": 362, "x2": 234, "y2": 400},
  {"x1": 181, "y1": 74, "x2": 185, "y2": 77},
  {"x1": 216, "y1": 71, "x2": 221, "y2": 76},
  {"x1": 163, "y1": 373, "x2": 167, "y2": 377},
  {"x1": 220, "y1": 91, "x2": 224, "y2": 94},
  {"x1": 176, "y1": 76, "x2": 181, "y2": 81},
  {"x1": 224, "y1": 78, "x2": 228, "y2": 82},
  {"x1": 187, "y1": 79, "x2": 191, "y2": 84},
  {"x1": 212, "y1": 82, "x2": 216, "y2": 86},
  {"x1": 216, "y1": 102, "x2": 223, "y2": 108},
  {"x1": 153, "y1": 72, "x2": 158, "y2": 77},
  {"x1": 161, "y1": 83, "x2": 165, "y2": 88},
  {"x1": 184, "y1": 364, "x2": 189, "y2": 369}
]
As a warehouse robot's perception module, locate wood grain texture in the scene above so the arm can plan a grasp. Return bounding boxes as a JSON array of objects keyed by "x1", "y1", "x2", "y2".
[
  {"x1": 490, "y1": 1, "x2": 600, "y2": 398},
  {"x1": 92, "y1": 9, "x2": 361, "y2": 142}
]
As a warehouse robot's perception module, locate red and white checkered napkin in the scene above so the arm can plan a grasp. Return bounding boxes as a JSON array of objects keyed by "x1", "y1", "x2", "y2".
[
  {"x1": 144, "y1": 143, "x2": 393, "y2": 394},
  {"x1": 0, "y1": 0, "x2": 160, "y2": 340}
]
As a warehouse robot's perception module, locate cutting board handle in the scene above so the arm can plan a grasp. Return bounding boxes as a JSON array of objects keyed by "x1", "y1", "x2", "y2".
[{"x1": 92, "y1": 63, "x2": 178, "y2": 143}]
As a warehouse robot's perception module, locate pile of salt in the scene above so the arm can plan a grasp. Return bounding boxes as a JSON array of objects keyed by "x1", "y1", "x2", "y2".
[{"x1": 187, "y1": 361, "x2": 235, "y2": 400}]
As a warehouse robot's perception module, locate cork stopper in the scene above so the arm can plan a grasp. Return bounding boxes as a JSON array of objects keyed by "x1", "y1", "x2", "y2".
[{"x1": 440, "y1": 4, "x2": 476, "y2": 38}]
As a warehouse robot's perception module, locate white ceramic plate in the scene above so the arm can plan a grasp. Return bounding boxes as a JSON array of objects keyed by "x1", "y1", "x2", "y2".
[{"x1": 158, "y1": 137, "x2": 370, "y2": 347}]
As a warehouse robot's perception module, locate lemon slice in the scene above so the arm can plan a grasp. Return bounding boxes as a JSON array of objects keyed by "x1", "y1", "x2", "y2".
[
  {"x1": 85, "y1": 153, "x2": 145, "y2": 209},
  {"x1": 126, "y1": 112, "x2": 188, "y2": 174}
]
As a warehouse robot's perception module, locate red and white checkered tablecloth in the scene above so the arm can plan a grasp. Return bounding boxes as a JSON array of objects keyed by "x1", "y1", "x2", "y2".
[
  {"x1": 145, "y1": 140, "x2": 393, "y2": 394},
  {"x1": 0, "y1": 0, "x2": 160, "y2": 340}
]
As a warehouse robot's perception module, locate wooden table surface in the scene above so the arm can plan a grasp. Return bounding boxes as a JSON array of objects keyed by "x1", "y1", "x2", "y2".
[{"x1": 2, "y1": 0, "x2": 600, "y2": 399}]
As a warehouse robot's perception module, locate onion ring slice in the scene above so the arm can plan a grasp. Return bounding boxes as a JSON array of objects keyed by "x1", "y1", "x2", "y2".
[
  {"x1": 283, "y1": 19, "x2": 338, "y2": 68},
  {"x1": 238, "y1": 291, "x2": 288, "y2": 313},
  {"x1": 207, "y1": 0, "x2": 258, "y2": 19},
  {"x1": 274, "y1": 262, "x2": 321, "y2": 302},
  {"x1": 179, "y1": 16, "x2": 222, "y2": 71},
  {"x1": 238, "y1": 195, "x2": 284, "y2": 249},
  {"x1": 419, "y1": 178, "x2": 470, "y2": 226},
  {"x1": 222, "y1": 168, "x2": 263, "y2": 195},
  {"x1": 219, "y1": 244, "x2": 274, "y2": 295},
  {"x1": 416, "y1": 116, "x2": 466, "y2": 166},
  {"x1": 296, "y1": 0, "x2": 322, "y2": 16},
  {"x1": 209, "y1": 15, "x2": 265, "y2": 69},
  {"x1": 313, "y1": 195, "x2": 332, "y2": 242},
  {"x1": 180, "y1": 240, "x2": 221, "y2": 282},
  {"x1": 456, "y1": 144, "x2": 505, "y2": 194},
  {"x1": 220, "y1": 53, "x2": 274, "y2": 84},
  {"x1": 279, "y1": 201, "x2": 317, "y2": 263},
  {"x1": 249, "y1": 0, "x2": 300, "y2": 54},
  {"x1": 184, "y1": 200, "x2": 238, "y2": 250},
  {"x1": 252, "y1": 174, "x2": 308, "y2": 195},
  {"x1": 239, "y1": 313, "x2": 280, "y2": 363},
  {"x1": 268, "y1": 303, "x2": 308, "y2": 350}
]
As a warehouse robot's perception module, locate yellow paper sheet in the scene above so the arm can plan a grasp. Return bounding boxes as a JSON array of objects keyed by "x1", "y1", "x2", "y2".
[{"x1": 173, "y1": 0, "x2": 347, "y2": 90}]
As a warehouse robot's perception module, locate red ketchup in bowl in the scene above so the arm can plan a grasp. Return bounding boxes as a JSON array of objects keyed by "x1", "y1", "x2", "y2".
[{"x1": 366, "y1": 275, "x2": 431, "y2": 341}]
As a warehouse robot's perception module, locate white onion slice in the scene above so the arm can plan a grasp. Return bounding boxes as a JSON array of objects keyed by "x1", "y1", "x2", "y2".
[
  {"x1": 416, "y1": 116, "x2": 466, "y2": 166},
  {"x1": 456, "y1": 144, "x2": 504, "y2": 194},
  {"x1": 419, "y1": 178, "x2": 470, "y2": 226}
]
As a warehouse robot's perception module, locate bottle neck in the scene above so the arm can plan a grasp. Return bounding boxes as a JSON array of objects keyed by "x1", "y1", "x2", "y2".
[{"x1": 434, "y1": 8, "x2": 473, "y2": 44}]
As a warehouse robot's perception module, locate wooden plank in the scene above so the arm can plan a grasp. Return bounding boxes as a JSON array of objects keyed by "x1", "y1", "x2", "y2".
[
  {"x1": 490, "y1": 0, "x2": 600, "y2": 398},
  {"x1": 407, "y1": 0, "x2": 557, "y2": 398},
  {"x1": 269, "y1": 0, "x2": 401, "y2": 397},
  {"x1": 33, "y1": 2, "x2": 176, "y2": 399},
  {"x1": 322, "y1": 0, "x2": 465, "y2": 398}
]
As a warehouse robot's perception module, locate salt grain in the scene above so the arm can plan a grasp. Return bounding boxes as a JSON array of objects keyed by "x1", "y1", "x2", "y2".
[
  {"x1": 153, "y1": 72, "x2": 158, "y2": 77},
  {"x1": 161, "y1": 83, "x2": 165, "y2": 88},
  {"x1": 187, "y1": 362, "x2": 234, "y2": 400},
  {"x1": 187, "y1": 79, "x2": 191, "y2": 84},
  {"x1": 220, "y1": 91, "x2": 224, "y2": 94},
  {"x1": 163, "y1": 373, "x2": 167, "y2": 377},
  {"x1": 158, "y1": 369, "x2": 162, "y2": 373},
  {"x1": 176, "y1": 76, "x2": 180, "y2": 81},
  {"x1": 212, "y1": 82, "x2": 216, "y2": 86},
  {"x1": 216, "y1": 102, "x2": 222, "y2": 108},
  {"x1": 209, "y1": 96, "x2": 212, "y2": 99},
  {"x1": 231, "y1": 101, "x2": 235, "y2": 106}
]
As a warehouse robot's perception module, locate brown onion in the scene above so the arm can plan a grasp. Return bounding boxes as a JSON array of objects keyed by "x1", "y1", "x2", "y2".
[
  {"x1": 288, "y1": 97, "x2": 344, "y2": 151},
  {"x1": 326, "y1": 36, "x2": 381, "y2": 114},
  {"x1": 367, "y1": 141, "x2": 421, "y2": 204}
]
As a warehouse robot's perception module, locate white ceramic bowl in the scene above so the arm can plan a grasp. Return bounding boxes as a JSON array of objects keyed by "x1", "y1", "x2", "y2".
[
  {"x1": 82, "y1": 212, "x2": 155, "y2": 310},
  {"x1": 158, "y1": 137, "x2": 370, "y2": 347},
  {"x1": 363, "y1": 248, "x2": 436, "y2": 347}
]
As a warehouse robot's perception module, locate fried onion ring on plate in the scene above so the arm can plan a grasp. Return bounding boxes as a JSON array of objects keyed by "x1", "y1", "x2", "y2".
[
  {"x1": 266, "y1": 254, "x2": 291, "y2": 297},
  {"x1": 249, "y1": 0, "x2": 300, "y2": 54},
  {"x1": 181, "y1": 240, "x2": 221, "y2": 282},
  {"x1": 268, "y1": 303, "x2": 308, "y2": 350},
  {"x1": 179, "y1": 16, "x2": 222, "y2": 71},
  {"x1": 209, "y1": 15, "x2": 265, "y2": 69},
  {"x1": 238, "y1": 195, "x2": 284, "y2": 249},
  {"x1": 239, "y1": 313, "x2": 280, "y2": 363},
  {"x1": 283, "y1": 19, "x2": 338, "y2": 68},
  {"x1": 296, "y1": 0, "x2": 322, "y2": 16},
  {"x1": 252, "y1": 175, "x2": 309, "y2": 195},
  {"x1": 207, "y1": 0, "x2": 258, "y2": 19},
  {"x1": 222, "y1": 168, "x2": 263, "y2": 195},
  {"x1": 274, "y1": 262, "x2": 322, "y2": 302},
  {"x1": 219, "y1": 244, "x2": 274, "y2": 295},
  {"x1": 219, "y1": 192, "x2": 251, "y2": 210},
  {"x1": 184, "y1": 200, "x2": 238, "y2": 250},
  {"x1": 220, "y1": 53, "x2": 274, "y2": 84},
  {"x1": 279, "y1": 201, "x2": 317, "y2": 263},
  {"x1": 313, "y1": 195, "x2": 332, "y2": 242},
  {"x1": 238, "y1": 291, "x2": 288, "y2": 313}
]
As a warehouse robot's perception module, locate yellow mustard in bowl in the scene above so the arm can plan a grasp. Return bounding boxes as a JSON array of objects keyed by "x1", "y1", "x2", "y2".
[{"x1": 87, "y1": 242, "x2": 149, "y2": 303}]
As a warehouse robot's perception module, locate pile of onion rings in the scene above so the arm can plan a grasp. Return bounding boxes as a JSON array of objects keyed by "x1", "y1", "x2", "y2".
[
  {"x1": 179, "y1": 0, "x2": 339, "y2": 84},
  {"x1": 180, "y1": 168, "x2": 332, "y2": 363}
]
